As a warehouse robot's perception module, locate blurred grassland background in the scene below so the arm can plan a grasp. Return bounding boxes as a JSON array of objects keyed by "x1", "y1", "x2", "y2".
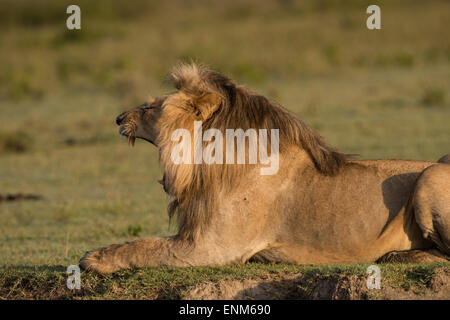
[{"x1": 0, "y1": 0, "x2": 449, "y2": 269}]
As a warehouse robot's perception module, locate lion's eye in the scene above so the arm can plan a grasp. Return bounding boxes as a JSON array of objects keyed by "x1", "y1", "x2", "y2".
[{"x1": 139, "y1": 103, "x2": 154, "y2": 111}]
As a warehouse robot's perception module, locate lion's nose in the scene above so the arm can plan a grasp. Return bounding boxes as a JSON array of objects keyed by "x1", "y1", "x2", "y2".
[{"x1": 116, "y1": 112, "x2": 127, "y2": 125}]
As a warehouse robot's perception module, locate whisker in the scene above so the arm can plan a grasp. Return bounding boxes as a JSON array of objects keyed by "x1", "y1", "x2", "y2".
[{"x1": 128, "y1": 134, "x2": 136, "y2": 146}]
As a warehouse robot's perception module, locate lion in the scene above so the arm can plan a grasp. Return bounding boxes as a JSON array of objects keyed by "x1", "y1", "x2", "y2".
[{"x1": 80, "y1": 63, "x2": 450, "y2": 273}]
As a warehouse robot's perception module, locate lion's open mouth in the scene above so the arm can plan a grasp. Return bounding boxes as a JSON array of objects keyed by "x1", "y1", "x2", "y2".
[
  {"x1": 118, "y1": 126, "x2": 129, "y2": 137},
  {"x1": 119, "y1": 125, "x2": 136, "y2": 146}
]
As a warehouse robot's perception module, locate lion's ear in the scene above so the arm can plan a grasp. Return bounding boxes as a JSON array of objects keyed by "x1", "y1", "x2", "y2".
[{"x1": 194, "y1": 93, "x2": 222, "y2": 120}]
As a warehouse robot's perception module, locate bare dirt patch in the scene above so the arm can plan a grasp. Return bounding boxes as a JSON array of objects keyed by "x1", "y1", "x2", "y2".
[
  {"x1": 0, "y1": 193, "x2": 42, "y2": 203},
  {"x1": 0, "y1": 132, "x2": 33, "y2": 154},
  {"x1": 185, "y1": 268, "x2": 450, "y2": 300}
]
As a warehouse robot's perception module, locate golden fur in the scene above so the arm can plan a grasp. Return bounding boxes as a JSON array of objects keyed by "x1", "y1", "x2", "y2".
[
  {"x1": 80, "y1": 63, "x2": 450, "y2": 273},
  {"x1": 159, "y1": 63, "x2": 346, "y2": 242}
]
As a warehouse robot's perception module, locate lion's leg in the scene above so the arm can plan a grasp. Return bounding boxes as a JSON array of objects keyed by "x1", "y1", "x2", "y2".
[
  {"x1": 377, "y1": 248, "x2": 449, "y2": 263},
  {"x1": 79, "y1": 237, "x2": 202, "y2": 273},
  {"x1": 79, "y1": 235, "x2": 263, "y2": 273},
  {"x1": 413, "y1": 164, "x2": 450, "y2": 256}
]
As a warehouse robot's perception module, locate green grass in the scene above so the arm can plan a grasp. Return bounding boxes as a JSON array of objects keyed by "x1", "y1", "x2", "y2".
[
  {"x1": 1, "y1": 263, "x2": 447, "y2": 299},
  {"x1": 0, "y1": 0, "x2": 449, "y2": 299}
]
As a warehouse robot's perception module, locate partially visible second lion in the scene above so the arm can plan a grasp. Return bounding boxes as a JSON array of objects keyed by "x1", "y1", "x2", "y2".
[{"x1": 80, "y1": 63, "x2": 450, "y2": 273}]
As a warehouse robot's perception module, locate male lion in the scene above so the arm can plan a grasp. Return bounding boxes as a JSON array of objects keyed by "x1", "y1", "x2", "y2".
[{"x1": 80, "y1": 63, "x2": 450, "y2": 273}]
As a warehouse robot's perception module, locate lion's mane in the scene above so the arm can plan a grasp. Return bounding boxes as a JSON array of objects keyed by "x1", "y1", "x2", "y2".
[{"x1": 156, "y1": 63, "x2": 347, "y2": 242}]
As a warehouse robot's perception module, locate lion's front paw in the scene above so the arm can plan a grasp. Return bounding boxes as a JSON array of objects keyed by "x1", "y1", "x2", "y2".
[
  {"x1": 79, "y1": 250, "x2": 106, "y2": 273},
  {"x1": 79, "y1": 245, "x2": 125, "y2": 274}
]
